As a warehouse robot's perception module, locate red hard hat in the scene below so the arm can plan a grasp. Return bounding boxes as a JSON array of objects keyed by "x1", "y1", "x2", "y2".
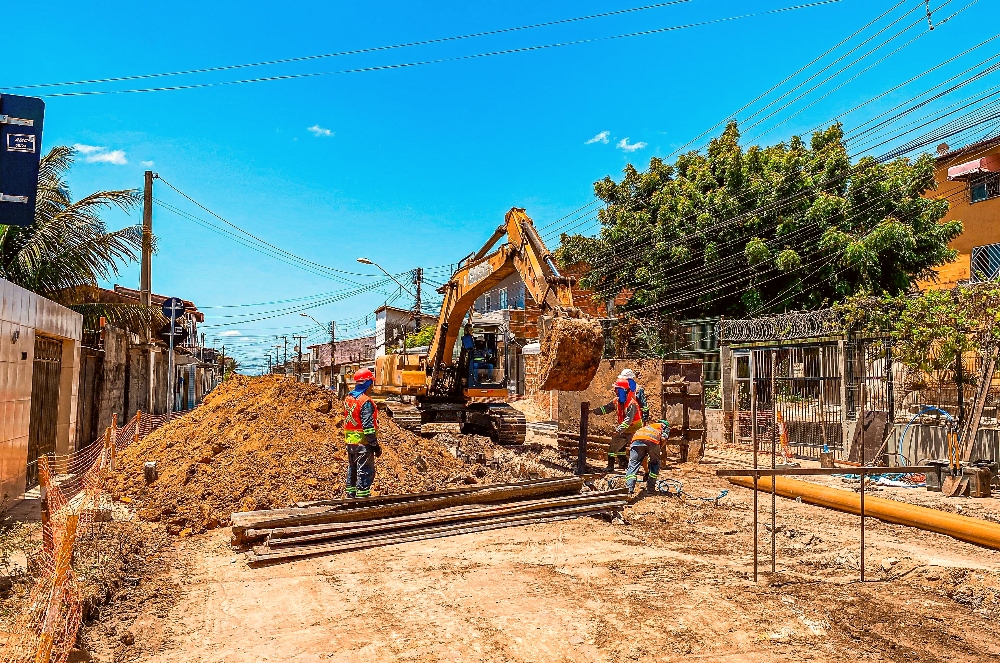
[
  {"x1": 354, "y1": 368, "x2": 375, "y2": 382},
  {"x1": 614, "y1": 378, "x2": 631, "y2": 390}
]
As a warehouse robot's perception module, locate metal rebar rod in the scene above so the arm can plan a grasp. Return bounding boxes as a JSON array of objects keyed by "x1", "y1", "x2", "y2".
[{"x1": 771, "y1": 350, "x2": 777, "y2": 575}]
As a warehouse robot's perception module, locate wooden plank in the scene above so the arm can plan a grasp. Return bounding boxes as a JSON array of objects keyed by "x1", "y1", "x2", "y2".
[
  {"x1": 260, "y1": 491, "x2": 627, "y2": 545},
  {"x1": 292, "y1": 477, "x2": 563, "y2": 509},
  {"x1": 248, "y1": 502, "x2": 623, "y2": 563},
  {"x1": 232, "y1": 477, "x2": 585, "y2": 543},
  {"x1": 233, "y1": 477, "x2": 574, "y2": 528}
]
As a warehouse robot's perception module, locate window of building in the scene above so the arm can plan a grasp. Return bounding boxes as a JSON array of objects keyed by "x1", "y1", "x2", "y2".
[
  {"x1": 484, "y1": 294, "x2": 492, "y2": 312},
  {"x1": 970, "y1": 172, "x2": 1000, "y2": 203},
  {"x1": 498, "y1": 287, "x2": 508, "y2": 310}
]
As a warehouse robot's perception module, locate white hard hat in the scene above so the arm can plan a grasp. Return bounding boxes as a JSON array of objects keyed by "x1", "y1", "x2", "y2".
[{"x1": 617, "y1": 369, "x2": 637, "y2": 381}]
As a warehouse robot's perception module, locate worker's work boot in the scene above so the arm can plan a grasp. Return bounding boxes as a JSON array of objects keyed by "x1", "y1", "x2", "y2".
[
  {"x1": 646, "y1": 479, "x2": 658, "y2": 494},
  {"x1": 618, "y1": 455, "x2": 628, "y2": 470},
  {"x1": 606, "y1": 456, "x2": 616, "y2": 473}
]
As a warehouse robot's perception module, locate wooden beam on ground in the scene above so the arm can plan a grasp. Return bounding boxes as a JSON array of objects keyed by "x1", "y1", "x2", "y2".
[
  {"x1": 257, "y1": 491, "x2": 627, "y2": 546},
  {"x1": 247, "y1": 500, "x2": 623, "y2": 564},
  {"x1": 232, "y1": 477, "x2": 584, "y2": 544}
]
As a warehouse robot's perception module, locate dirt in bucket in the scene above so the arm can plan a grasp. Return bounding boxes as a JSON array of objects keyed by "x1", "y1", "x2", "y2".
[{"x1": 537, "y1": 315, "x2": 605, "y2": 391}]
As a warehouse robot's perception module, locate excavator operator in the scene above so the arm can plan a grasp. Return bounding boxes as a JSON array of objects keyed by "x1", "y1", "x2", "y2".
[
  {"x1": 591, "y1": 378, "x2": 643, "y2": 472},
  {"x1": 344, "y1": 368, "x2": 381, "y2": 498}
]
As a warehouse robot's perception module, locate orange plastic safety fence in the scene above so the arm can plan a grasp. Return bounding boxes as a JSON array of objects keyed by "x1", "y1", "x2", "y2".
[{"x1": 1, "y1": 408, "x2": 192, "y2": 663}]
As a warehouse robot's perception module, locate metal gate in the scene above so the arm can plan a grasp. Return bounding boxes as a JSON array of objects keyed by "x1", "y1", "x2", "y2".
[
  {"x1": 26, "y1": 336, "x2": 62, "y2": 489},
  {"x1": 732, "y1": 344, "x2": 843, "y2": 458}
]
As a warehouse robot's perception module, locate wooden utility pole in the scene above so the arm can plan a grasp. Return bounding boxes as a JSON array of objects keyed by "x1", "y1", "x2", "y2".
[
  {"x1": 329, "y1": 321, "x2": 336, "y2": 387},
  {"x1": 413, "y1": 267, "x2": 423, "y2": 331},
  {"x1": 293, "y1": 335, "x2": 306, "y2": 382},
  {"x1": 141, "y1": 171, "x2": 155, "y2": 412}
]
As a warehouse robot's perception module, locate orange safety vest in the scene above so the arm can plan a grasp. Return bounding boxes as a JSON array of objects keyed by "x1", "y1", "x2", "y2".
[
  {"x1": 631, "y1": 422, "x2": 667, "y2": 445},
  {"x1": 344, "y1": 392, "x2": 378, "y2": 444},
  {"x1": 615, "y1": 390, "x2": 643, "y2": 427}
]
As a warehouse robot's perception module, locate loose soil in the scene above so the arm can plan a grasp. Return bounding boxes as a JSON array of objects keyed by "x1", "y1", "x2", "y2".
[
  {"x1": 107, "y1": 376, "x2": 553, "y2": 535},
  {"x1": 97, "y1": 437, "x2": 1000, "y2": 663},
  {"x1": 537, "y1": 316, "x2": 604, "y2": 391}
]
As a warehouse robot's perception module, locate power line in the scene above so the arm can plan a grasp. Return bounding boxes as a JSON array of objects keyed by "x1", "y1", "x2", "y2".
[
  {"x1": 3, "y1": 1, "x2": 697, "y2": 92},
  {"x1": 38, "y1": 1, "x2": 844, "y2": 97}
]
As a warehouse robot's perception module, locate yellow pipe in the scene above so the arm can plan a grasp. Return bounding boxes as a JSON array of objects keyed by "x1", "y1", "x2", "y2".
[{"x1": 728, "y1": 475, "x2": 1000, "y2": 551}]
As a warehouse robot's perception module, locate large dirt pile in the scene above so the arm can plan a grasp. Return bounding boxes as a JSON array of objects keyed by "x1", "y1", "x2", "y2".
[{"x1": 106, "y1": 375, "x2": 474, "y2": 535}]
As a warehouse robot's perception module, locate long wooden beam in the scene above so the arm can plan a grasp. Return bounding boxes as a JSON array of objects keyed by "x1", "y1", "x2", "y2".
[
  {"x1": 259, "y1": 491, "x2": 627, "y2": 547},
  {"x1": 232, "y1": 477, "x2": 584, "y2": 543},
  {"x1": 248, "y1": 501, "x2": 622, "y2": 564}
]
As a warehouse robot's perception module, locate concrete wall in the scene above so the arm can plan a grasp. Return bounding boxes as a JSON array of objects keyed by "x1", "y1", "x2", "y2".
[{"x1": 0, "y1": 277, "x2": 82, "y2": 501}]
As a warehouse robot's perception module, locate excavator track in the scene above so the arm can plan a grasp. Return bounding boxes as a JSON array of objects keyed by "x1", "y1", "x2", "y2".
[
  {"x1": 385, "y1": 404, "x2": 423, "y2": 434},
  {"x1": 488, "y1": 405, "x2": 527, "y2": 446}
]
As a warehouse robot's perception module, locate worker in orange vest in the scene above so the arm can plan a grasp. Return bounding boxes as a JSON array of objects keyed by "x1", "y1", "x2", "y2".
[
  {"x1": 626, "y1": 419, "x2": 671, "y2": 495},
  {"x1": 591, "y1": 378, "x2": 643, "y2": 472},
  {"x1": 344, "y1": 368, "x2": 381, "y2": 498}
]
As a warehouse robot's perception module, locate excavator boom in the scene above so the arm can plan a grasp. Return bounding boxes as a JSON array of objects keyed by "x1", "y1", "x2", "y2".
[{"x1": 425, "y1": 208, "x2": 603, "y2": 392}]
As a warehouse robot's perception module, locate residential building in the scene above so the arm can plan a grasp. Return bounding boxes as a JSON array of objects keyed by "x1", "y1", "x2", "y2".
[
  {"x1": 1, "y1": 277, "x2": 84, "y2": 497},
  {"x1": 374, "y1": 306, "x2": 437, "y2": 357},
  {"x1": 306, "y1": 336, "x2": 376, "y2": 395},
  {"x1": 922, "y1": 138, "x2": 1000, "y2": 289}
]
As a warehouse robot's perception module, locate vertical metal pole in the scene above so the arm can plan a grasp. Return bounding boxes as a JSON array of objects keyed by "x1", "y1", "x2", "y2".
[
  {"x1": 578, "y1": 402, "x2": 590, "y2": 475},
  {"x1": 750, "y1": 350, "x2": 758, "y2": 583},
  {"x1": 167, "y1": 301, "x2": 176, "y2": 413},
  {"x1": 860, "y1": 341, "x2": 867, "y2": 582},
  {"x1": 771, "y1": 350, "x2": 777, "y2": 575}
]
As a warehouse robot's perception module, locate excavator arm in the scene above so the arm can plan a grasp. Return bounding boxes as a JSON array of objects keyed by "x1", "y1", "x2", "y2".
[{"x1": 425, "y1": 208, "x2": 604, "y2": 393}]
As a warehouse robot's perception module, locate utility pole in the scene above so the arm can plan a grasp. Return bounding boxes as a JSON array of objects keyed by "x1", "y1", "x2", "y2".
[
  {"x1": 220, "y1": 346, "x2": 226, "y2": 383},
  {"x1": 141, "y1": 170, "x2": 156, "y2": 411},
  {"x1": 267, "y1": 354, "x2": 272, "y2": 374},
  {"x1": 329, "y1": 321, "x2": 336, "y2": 387},
  {"x1": 413, "y1": 267, "x2": 423, "y2": 331},
  {"x1": 281, "y1": 336, "x2": 289, "y2": 375},
  {"x1": 293, "y1": 335, "x2": 306, "y2": 382},
  {"x1": 273, "y1": 344, "x2": 282, "y2": 375}
]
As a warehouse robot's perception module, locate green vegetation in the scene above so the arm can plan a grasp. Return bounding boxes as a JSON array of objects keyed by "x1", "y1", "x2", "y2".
[
  {"x1": 0, "y1": 146, "x2": 155, "y2": 331},
  {"x1": 557, "y1": 122, "x2": 962, "y2": 319}
]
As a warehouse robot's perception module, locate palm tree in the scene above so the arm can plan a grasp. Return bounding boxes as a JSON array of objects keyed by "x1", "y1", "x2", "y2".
[{"x1": 0, "y1": 145, "x2": 156, "y2": 331}]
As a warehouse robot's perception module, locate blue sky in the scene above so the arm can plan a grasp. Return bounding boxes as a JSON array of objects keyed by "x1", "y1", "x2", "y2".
[{"x1": 8, "y1": 0, "x2": 1000, "y2": 371}]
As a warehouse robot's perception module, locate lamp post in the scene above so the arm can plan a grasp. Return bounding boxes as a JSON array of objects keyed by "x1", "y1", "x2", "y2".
[{"x1": 356, "y1": 257, "x2": 417, "y2": 299}]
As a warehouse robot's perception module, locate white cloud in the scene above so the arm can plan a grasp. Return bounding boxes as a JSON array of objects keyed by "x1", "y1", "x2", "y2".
[
  {"x1": 140, "y1": 160, "x2": 155, "y2": 167},
  {"x1": 307, "y1": 124, "x2": 334, "y2": 137},
  {"x1": 85, "y1": 149, "x2": 128, "y2": 165},
  {"x1": 617, "y1": 137, "x2": 647, "y2": 153},
  {"x1": 585, "y1": 131, "x2": 610, "y2": 145},
  {"x1": 219, "y1": 330, "x2": 242, "y2": 337},
  {"x1": 73, "y1": 143, "x2": 128, "y2": 165}
]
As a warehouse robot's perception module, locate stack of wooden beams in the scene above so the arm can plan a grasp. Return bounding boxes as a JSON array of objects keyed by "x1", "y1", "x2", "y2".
[{"x1": 231, "y1": 477, "x2": 625, "y2": 564}]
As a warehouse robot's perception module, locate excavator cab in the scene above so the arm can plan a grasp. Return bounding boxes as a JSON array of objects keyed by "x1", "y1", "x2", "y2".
[{"x1": 457, "y1": 321, "x2": 509, "y2": 398}]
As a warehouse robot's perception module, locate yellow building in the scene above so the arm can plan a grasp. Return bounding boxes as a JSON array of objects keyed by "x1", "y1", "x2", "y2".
[{"x1": 922, "y1": 137, "x2": 1000, "y2": 289}]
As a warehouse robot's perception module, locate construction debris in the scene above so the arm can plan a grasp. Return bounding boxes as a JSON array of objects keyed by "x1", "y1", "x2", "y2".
[{"x1": 234, "y1": 477, "x2": 624, "y2": 564}]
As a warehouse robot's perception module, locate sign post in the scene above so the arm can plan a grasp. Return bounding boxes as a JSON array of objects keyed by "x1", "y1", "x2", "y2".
[
  {"x1": 0, "y1": 94, "x2": 44, "y2": 227},
  {"x1": 162, "y1": 297, "x2": 187, "y2": 413}
]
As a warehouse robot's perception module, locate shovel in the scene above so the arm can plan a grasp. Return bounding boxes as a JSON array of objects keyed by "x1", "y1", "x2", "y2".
[{"x1": 942, "y1": 473, "x2": 969, "y2": 497}]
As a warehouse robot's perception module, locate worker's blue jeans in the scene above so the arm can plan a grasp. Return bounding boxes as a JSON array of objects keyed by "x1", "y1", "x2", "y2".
[
  {"x1": 346, "y1": 444, "x2": 376, "y2": 497},
  {"x1": 625, "y1": 441, "x2": 660, "y2": 493}
]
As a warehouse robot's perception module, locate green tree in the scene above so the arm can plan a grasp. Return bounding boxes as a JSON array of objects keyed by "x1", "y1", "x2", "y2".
[
  {"x1": 0, "y1": 146, "x2": 154, "y2": 330},
  {"x1": 560, "y1": 122, "x2": 962, "y2": 319}
]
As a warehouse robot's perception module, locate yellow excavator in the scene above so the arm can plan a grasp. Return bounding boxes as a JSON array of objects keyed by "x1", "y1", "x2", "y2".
[{"x1": 373, "y1": 208, "x2": 605, "y2": 444}]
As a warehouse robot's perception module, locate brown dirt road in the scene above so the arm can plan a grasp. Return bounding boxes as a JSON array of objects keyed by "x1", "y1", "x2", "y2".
[{"x1": 122, "y1": 462, "x2": 1000, "y2": 663}]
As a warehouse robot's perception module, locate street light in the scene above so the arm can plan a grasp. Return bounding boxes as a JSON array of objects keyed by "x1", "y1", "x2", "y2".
[{"x1": 356, "y1": 257, "x2": 417, "y2": 299}]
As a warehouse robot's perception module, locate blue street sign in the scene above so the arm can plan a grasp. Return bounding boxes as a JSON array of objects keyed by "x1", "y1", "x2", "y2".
[
  {"x1": 0, "y1": 94, "x2": 44, "y2": 227},
  {"x1": 162, "y1": 297, "x2": 186, "y2": 319}
]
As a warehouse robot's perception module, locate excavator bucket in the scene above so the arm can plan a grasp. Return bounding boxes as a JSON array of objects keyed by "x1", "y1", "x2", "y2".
[{"x1": 537, "y1": 315, "x2": 605, "y2": 391}]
